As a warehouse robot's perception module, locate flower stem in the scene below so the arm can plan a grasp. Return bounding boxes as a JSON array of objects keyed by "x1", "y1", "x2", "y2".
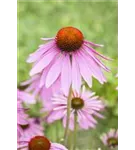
[
  {"x1": 73, "y1": 111, "x2": 77, "y2": 150},
  {"x1": 64, "y1": 85, "x2": 72, "y2": 146}
]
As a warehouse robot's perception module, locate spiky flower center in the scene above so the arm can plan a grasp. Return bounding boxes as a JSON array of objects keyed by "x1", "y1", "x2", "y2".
[
  {"x1": 28, "y1": 136, "x2": 51, "y2": 150},
  {"x1": 107, "y1": 137, "x2": 118, "y2": 148},
  {"x1": 71, "y1": 97, "x2": 84, "y2": 110},
  {"x1": 56, "y1": 27, "x2": 84, "y2": 52}
]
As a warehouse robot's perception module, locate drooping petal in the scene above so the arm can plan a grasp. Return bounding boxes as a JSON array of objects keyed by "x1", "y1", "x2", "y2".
[
  {"x1": 75, "y1": 51, "x2": 92, "y2": 87},
  {"x1": 84, "y1": 40, "x2": 104, "y2": 47},
  {"x1": 80, "y1": 50, "x2": 106, "y2": 84},
  {"x1": 77, "y1": 111, "x2": 89, "y2": 129},
  {"x1": 46, "y1": 54, "x2": 64, "y2": 88},
  {"x1": 83, "y1": 45, "x2": 111, "y2": 72},
  {"x1": 71, "y1": 54, "x2": 81, "y2": 93},
  {"x1": 20, "y1": 75, "x2": 39, "y2": 86},
  {"x1": 47, "y1": 109, "x2": 66, "y2": 123},
  {"x1": 51, "y1": 76, "x2": 61, "y2": 93},
  {"x1": 63, "y1": 112, "x2": 74, "y2": 131},
  {"x1": 17, "y1": 90, "x2": 36, "y2": 104},
  {"x1": 30, "y1": 48, "x2": 58, "y2": 76},
  {"x1": 84, "y1": 43, "x2": 112, "y2": 61},
  {"x1": 61, "y1": 55, "x2": 72, "y2": 96},
  {"x1": 27, "y1": 41, "x2": 55, "y2": 63},
  {"x1": 39, "y1": 64, "x2": 52, "y2": 88}
]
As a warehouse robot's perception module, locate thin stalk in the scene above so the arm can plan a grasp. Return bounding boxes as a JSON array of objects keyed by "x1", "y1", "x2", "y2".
[
  {"x1": 73, "y1": 111, "x2": 77, "y2": 150},
  {"x1": 64, "y1": 85, "x2": 72, "y2": 146}
]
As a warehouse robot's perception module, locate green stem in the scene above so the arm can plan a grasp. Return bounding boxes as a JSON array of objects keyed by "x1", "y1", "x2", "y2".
[
  {"x1": 73, "y1": 111, "x2": 77, "y2": 150},
  {"x1": 64, "y1": 86, "x2": 72, "y2": 146},
  {"x1": 56, "y1": 121, "x2": 60, "y2": 142}
]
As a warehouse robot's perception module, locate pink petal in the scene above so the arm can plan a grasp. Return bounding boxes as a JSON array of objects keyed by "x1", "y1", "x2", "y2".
[
  {"x1": 83, "y1": 45, "x2": 111, "y2": 72},
  {"x1": 51, "y1": 76, "x2": 61, "y2": 93},
  {"x1": 41, "y1": 37, "x2": 55, "y2": 41},
  {"x1": 18, "y1": 90, "x2": 36, "y2": 104},
  {"x1": 27, "y1": 41, "x2": 55, "y2": 63},
  {"x1": 20, "y1": 75, "x2": 39, "y2": 86},
  {"x1": 80, "y1": 50, "x2": 106, "y2": 84},
  {"x1": 94, "y1": 112, "x2": 104, "y2": 119},
  {"x1": 61, "y1": 55, "x2": 72, "y2": 96},
  {"x1": 75, "y1": 52, "x2": 92, "y2": 87},
  {"x1": 39, "y1": 64, "x2": 51, "y2": 88},
  {"x1": 84, "y1": 40, "x2": 104, "y2": 47},
  {"x1": 47, "y1": 109, "x2": 65, "y2": 123},
  {"x1": 17, "y1": 113, "x2": 28, "y2": 125},
  {"x1": 30, "y1": 48, "x2": 58, "y2": 76},
  {"x1": 23, "y1": 94, "x2": 35, "y2": 104},
  {"x1": 51, "y1": 143, "x2": 68, "y2": 150},
  {"x1": 71, "y1": 54, "x2": 81, "y2": 93},
  {"x1": 24, "y1": 83, "x2": 36, "y2": 93},
  {"x1": 84, "y1": 43, "x2": 112, "y2": 60},
  {"x1": 46, "y1": 55, "x2": 64, "y2": 88},
  {"x1": 63, "y1": 113, "x2": 74, "y2": 131},
  {"x1": 78, "y1": 111, "x2": 89, "y2": 129}
]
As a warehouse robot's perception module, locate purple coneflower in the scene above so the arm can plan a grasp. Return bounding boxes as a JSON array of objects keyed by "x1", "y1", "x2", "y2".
[
  {"x1": 47, "y1": 88, "x2": 104, "y2": 130},
  {"x1": 18, "y1": 135, "x2": 68, "y2": 150},
  {"x1": 27, "y1": 27, "x2": 111, "y2": 95},
  {"x1": 101, "y1": 129, "x2": 118, "y2": 148}
]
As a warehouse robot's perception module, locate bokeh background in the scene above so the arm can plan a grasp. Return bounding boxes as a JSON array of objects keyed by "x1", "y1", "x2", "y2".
[{"x1": 18, "y1": 1, "x2": 118, "y2": 150}]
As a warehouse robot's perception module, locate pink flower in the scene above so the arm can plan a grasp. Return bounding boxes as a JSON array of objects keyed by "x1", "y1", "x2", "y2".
[
  {"x1": 19, "y1": 118, "x2": 44, "y2": 141},
  {"x1": 18, "y1": 135, "x2": 68, "y2": 150},
  {"x1": 21, "y1": 74, "x2": 60, "y2": 111},
  {"x1": 47, "y1": 88, "x2": 105, "y2": 130},
  {"x1": 17, "y1": 89, "x2": 36, "y2": 104},
  {"x1": 100, "y1": 129, "x2": 118, "y2": 148},
  {"x1": 27, "y1": 26, "x2": 111, "y2": 96}
]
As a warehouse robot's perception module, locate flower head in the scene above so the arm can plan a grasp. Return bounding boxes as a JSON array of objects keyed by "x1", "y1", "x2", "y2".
[
  {"x1": 18, "y1": 135, "x2": 68, "y2": 150},
  {"x1": 101, "y1": 129, "x2": 118, "y2": 148},
  {"x1": 27, "y1": 26, "x2": 111, "y2": 96},
  {"x1": 47, "y1": 88, "x2": 105, "y2": 130}
]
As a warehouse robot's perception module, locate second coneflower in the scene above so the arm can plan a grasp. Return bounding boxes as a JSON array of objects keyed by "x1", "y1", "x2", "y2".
[
  {"x1": 46, "y1": 88, "x2": 105, "y2": 130},
  {"x1": 27, "y1": 26, "x2": 111, "y2": 96},
  {"x1": 101, "y1": 129, "x2": 118, "y2": 149}
]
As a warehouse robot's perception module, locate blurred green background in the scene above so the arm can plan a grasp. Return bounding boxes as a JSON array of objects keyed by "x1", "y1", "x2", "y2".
[{"x1": 18, "y1": 1, "x2": 118, "y2": 150}]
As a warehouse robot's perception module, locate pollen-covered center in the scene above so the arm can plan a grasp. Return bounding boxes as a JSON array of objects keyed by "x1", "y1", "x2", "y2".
[
  {"x1": 28, "y1": 136, "x2": 51, "y2": 150},
  {"x1": 56, "y1": 27, "x2": 84, "y2": 52},
  {"x1": 71, "y1": 97, "x2": 84, "y2": 110},
  {"x1": 107, "y1": 137, "x2": 118, "y2": 148}
]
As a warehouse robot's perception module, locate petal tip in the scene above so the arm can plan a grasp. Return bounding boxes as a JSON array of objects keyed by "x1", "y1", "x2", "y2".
[
  {"x1": 26, "y1": 59, "x2": 31, "y2": 63},
  {"x1": 100, "y1": 44, "x2": 104, "y2": 47}
]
